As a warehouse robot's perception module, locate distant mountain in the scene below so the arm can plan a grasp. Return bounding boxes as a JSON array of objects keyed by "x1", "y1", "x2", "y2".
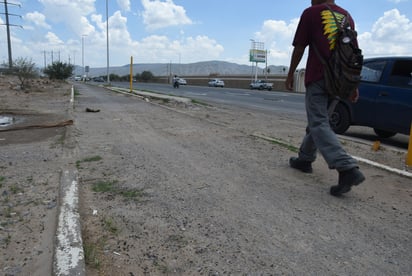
[{"x1": 77, "y1": 60, "x2": 288, "y2": 77}]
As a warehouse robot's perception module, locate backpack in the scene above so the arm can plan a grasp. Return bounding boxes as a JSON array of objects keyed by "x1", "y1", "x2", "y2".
[{"x1": 313, "y1": 4, "x2": 363, "y2": 99}]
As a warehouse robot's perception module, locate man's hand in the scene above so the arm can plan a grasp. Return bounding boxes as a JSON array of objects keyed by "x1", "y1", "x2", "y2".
[
  {"x1": 285, "y1": 75, "x2": 294, "y2": 91},
  {"x1": 285, "y1": 45, "x2": 305, "y2": 92}
]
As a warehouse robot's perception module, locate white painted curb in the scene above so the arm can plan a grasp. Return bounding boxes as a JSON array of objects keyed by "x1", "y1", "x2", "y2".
[
  {"x1": 353, "y1": 156, "x2": 412, "y2": 178},
  {"x1": 54, "y1": 169, "x2": 85, "y2": 276},
  {"x1": 252, "y1": 132, "x2": 412, "y2": 179},
  {"x1": 70, "y1": 86, "x2": 74, "y2": 107},
  {"x1": 109, "y1": 87, "x2": 192, "y2": 103}
]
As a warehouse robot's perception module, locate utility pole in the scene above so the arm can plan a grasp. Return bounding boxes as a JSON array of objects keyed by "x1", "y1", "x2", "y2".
[
  {"x1": 82, "y1": 35, "x2": 87, "y2": 78},
  {"x1": 43, "y1": 50, "x2": 47, "y2": 70},
  {"x1": 106, "y1": 0, "x2": 110, "y2": 83},
  {"x1": 1, "y1": 0, "x2": 21, "y2": 68},
  {"x1": 4, "y1": 0, "x2": 12, "y2": 67}
]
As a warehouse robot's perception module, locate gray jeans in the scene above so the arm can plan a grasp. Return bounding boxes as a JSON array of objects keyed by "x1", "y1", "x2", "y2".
[{"x1": 298, "y1": 80, "x2": 358, "y2": 172}]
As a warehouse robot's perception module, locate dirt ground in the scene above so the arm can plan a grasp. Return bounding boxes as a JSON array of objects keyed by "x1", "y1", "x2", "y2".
[
  {"x1": 0, "y1": 75, "x2": 411, "y2": 275},
  {"x1": 0, "y1": 75, "x2": 72, "y2": 275}
]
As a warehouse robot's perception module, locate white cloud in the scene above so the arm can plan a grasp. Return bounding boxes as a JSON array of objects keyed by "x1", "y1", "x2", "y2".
[
  {"x1": 39, "y1": 0, "x2": 96, "y2": 36},
  {"x1": 45, "y1": 31, "x2": 64, "y2": 45},
  {"x1": 141, "y1": 0, "x2": 192, "y2": 31},
  {"x1": 24, "y1": 11, "x2": 51, "y2": 29},
  {"x1": 39, "y1": 0, "x2": 95, "y2": 20},
  {"x1": 255, "y1": 19, "x2": 297, "y2": 42},
  {"x1": 182, "y1": 36, "x2": 224, "y2": 62},
  {"x1": 106, "y1": 11, "x2": 135, "y2": 47},
  {"x1": 117, "y1": 0, "x2": 131, "y2": 12},
  {"x1": 253, "y1": 18, "x2": 300, "y2": 66},
  {"x1": 4, "y1": 0, "x2": 207, "y2": 67},
  {"x1": 358, "y1": 9, "x2": 412, "y2": 56},
  {"x1": 127, "y1": 35, "x2": 223, "y2": 64}
]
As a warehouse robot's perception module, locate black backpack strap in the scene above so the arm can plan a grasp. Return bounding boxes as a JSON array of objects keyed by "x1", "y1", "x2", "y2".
[{"x1": 325, "y1": 4, "x2": 352, "y2": 30}]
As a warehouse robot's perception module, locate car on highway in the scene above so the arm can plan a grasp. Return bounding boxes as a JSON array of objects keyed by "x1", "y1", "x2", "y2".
[
  {"x1": 177, "y1": 78, "x2": 187, "y2": 85},
  {"x1": 330, "y1": 56, "x2": 412, "y2": 138},
  {"x1": 250, "y1": 79, "x2": 273, "y2": 90},
  {"x1": 172, "y1": 77, "x2": 187, "y2": 86},
  {"x1": 93, "y1": 77, "x2": 105, "y2": 82},
  {"x1": 208, "y1": 78, "x2": 225, "y2": 87}
]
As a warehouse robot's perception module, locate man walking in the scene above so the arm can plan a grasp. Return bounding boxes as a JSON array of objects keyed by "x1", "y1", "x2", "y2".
[{"x1": 285, "y1": 0, "x2": 365, "y2": 196}]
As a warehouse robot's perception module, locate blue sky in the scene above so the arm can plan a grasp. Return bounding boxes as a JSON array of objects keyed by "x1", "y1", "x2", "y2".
[{"x1": 1, "y1": 0, "x2": 411, "y2": 70}]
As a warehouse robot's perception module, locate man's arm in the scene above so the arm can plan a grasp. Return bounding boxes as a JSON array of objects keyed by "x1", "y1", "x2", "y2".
[{"x1": 285, "y1": 45, "x2": 306, "y2": 91}]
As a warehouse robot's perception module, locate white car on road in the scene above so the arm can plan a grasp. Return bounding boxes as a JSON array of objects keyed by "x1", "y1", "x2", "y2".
[{"x1": 208, "y1": 78, "x2": 225, "y2": 87}]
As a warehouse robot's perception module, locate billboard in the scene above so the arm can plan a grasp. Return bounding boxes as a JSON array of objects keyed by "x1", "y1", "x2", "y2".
[{"x1": 249, "y1": 49, "x2": 266, "y2": 63}]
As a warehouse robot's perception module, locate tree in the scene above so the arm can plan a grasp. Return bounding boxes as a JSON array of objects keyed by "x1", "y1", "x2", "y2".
[
  {"x1": 109, "y1": 73, "x2": 121, "y2": 81},
  {"x1": 43, "y1": 61, "x2": 74, "y2": 80},
  {"x1": 141, "y1": 71, "x2": 154, "y2": 82},
  {"x1": 13, "y1": 57, "x2": 38, "y2": 89}
]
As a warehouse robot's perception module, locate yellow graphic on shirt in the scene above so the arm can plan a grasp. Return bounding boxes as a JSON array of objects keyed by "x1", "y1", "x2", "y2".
[{"x1": 321, "y1": 10, "x2": 345, "y2": 50}]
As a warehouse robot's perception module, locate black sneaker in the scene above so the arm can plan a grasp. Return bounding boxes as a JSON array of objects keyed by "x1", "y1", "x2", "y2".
[
  {"x1": 289, "y1": 157, "x2": 313, "y2": 173},
  {"x1": 330, "y1": 167, "x2": 365, "y2": 197}
]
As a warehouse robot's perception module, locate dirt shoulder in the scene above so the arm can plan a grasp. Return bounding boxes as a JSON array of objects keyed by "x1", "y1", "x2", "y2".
[
  {"x1": 0, "y1": 77, "x2": 411, "y2": 275},
  {"x1": 73, "y1": 84, "x2": 411, "y2": 275},
  {"x1": 0, "y1": 75, "x2": 72, "y2": 275}
]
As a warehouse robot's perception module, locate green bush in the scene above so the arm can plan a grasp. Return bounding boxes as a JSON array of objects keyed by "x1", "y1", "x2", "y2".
[{"x1": 43, "y1": 61, "x2": 74, "y2": 80}]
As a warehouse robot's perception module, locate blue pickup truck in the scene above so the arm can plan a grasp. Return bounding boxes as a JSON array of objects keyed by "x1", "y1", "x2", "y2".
[{"x1": 330, "y1": 56, "x2": 412, "y2": 138}]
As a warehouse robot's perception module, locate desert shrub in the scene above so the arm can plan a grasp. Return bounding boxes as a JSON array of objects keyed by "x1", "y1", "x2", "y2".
[
  {"x1": 43, "y1": 61, "x2": 74, "y2": 80},
  {"x1": 13, "y1": 57, "x2": 38, "y2": 89}
]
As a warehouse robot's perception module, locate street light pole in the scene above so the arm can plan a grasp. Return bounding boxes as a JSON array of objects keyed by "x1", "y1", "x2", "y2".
[
  {"x1": 106, "y1": 0, "x2": 110, "y2": 83},
  {"x1": 81, "y1": 34, "x2": 87, "y2": 79},
  {"x1": 265, "y1": 49, "x2": 268, "y2": 80}
]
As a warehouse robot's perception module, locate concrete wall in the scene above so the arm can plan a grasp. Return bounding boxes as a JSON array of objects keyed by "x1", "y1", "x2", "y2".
[{"x1": 151, "y1": 74, "x2": 288, "y2": 92}]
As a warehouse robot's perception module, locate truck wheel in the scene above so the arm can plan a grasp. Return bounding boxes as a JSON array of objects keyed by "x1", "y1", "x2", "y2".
[
  {"x1": 329, "y1": 102, "x2": 350, "y2": 134},
  {"x1": 373, "y1": 128, "x2": 396, "y2": 138}
]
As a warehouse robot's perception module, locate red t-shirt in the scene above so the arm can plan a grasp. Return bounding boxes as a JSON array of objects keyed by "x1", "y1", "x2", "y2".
[{"x1": 292, "y1": 4, "x2": 357, "y2": 86}]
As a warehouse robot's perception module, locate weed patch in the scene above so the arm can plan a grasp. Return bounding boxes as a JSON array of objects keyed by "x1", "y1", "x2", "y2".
[
  {"x1": 92, "y1": 180, "x2": 145, "y2": 201},
  {"x1": 76, "y1": 155, "x2": 102, "y2": 168},
  {"x1": 102, "y1": 217, "x2": 118, "y2": 234},
  {"x1": 83, "y1": 241, "x2": 101, "y2": 269},
  {"x1": 92, "y1": 180, "x2": 117, "y2": 193},
  {"x1": 119, "y1": 188, "x2": 145, "y2": 200}
]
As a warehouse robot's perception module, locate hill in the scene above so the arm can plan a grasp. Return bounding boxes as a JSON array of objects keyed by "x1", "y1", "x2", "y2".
[{"x1": 78, "y1": 60, "x2": 288, "y2": 77}]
